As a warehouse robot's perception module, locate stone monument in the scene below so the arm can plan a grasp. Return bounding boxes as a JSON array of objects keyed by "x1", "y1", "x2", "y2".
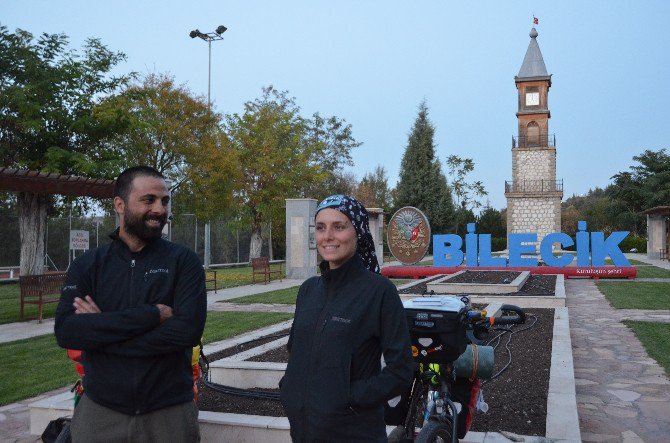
[{"x1": 285, "y1": 199, "x2": 318, "y2": 279}]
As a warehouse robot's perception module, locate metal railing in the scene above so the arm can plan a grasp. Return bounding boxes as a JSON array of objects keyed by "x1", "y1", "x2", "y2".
[
  {"x1": 512, "y1": 133, "x2": 555, "y2": 149},
  {"x1": 505, "y1": 179, "x2": 563, "y2": 193}
]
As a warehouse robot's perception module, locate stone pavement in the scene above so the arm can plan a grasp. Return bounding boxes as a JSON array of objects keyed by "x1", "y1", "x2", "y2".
[
  {"x1": 566, "y1": 278, "x2": 670, "y2": 442},
  {"x1": 208, "y1": 302, "x2": 296, "y2": 313}
]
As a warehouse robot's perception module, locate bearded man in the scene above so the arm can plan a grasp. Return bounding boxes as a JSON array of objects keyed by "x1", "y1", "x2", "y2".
[{"x1": 55, "y1": 166, "x2": 206, "y2": 442}]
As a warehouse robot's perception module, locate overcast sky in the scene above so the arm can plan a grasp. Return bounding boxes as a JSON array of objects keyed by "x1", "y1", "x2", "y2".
[{"x1": 4, "y1": 1, "x2": 669, "y2": 210}]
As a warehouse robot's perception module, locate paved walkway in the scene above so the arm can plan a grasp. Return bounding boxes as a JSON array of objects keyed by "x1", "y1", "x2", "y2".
[
  {"x1": 208, "y1": 302, "x2": 296, "y2": 313},
  {"x1": 566, "y1": 279, "x2": 670, "y2": 442}
]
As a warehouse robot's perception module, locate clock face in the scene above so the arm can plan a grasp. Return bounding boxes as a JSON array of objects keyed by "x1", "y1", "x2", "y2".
[{"x1": 526, "y1": 92, "x2": 540, "y2": 106}]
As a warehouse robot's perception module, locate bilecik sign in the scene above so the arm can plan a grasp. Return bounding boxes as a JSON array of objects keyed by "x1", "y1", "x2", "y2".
[{"x1": 433, "y1": 221, "x2": 631, "y2": 268}]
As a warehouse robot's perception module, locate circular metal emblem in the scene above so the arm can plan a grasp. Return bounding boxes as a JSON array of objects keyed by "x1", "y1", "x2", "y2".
[{"x1": 387, "y1": 207, "x2": 431, "y2": 264}]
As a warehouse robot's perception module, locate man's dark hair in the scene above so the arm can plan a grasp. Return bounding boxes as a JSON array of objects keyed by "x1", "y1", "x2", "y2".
[{"x1": 114, "y1": 166, "x2": 165, "y2": 202}]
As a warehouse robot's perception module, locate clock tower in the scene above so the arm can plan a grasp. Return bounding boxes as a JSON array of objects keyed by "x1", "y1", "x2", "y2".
[{"x1": 505, "y1": 27, "x2": 563, "y2": 249}]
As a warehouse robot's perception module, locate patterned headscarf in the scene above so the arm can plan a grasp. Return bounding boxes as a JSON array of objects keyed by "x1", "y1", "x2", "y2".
[{"x1": 316, "y1": 194, "x2": 381, "y2": 274}]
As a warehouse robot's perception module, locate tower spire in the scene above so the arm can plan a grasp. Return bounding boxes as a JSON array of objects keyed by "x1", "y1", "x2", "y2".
[{"x1": 517, "y1": 27, "x2": 549, "y2": 78}]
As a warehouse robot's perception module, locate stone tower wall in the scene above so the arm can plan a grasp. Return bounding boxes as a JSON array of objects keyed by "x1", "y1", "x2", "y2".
[
  {"x1": 507, "y1": 196, "x2": 562, "y2": 246},
  {"x1": 512, "y1": 148, "x2": 556, "y2": 183}
]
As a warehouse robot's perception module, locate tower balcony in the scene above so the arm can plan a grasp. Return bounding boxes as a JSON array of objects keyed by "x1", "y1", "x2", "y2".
[
  {"x1": 512, "y1": 133, "x2": 555, "y2": 149},
  {"x1": 505, "y1": 179, "x2": 563, "y2": 194}
]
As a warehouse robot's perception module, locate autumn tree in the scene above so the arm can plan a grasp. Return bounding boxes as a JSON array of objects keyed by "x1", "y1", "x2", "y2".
[
  {"x1": 104, "y1": 73, "x2": 237, "y2": 218},
  {"x1": 395, "y1": 102, "x2": 454, "y2": 234},
  {"x1": 0, "y1": 27, "x2": 131, "y2": 275},
  {"x1": 356, "y1": 165, "x2": 393, "y2": 212}
]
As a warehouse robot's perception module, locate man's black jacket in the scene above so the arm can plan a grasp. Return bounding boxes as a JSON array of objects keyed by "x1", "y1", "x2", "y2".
[
  {"x1": 55, "y1": 231, "x2": 206, "y2": 415},
  {"x1": 280, "y1": 254, "x2": 414, "y2": 442}
]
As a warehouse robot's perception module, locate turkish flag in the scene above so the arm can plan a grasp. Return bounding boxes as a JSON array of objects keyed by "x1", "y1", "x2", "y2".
[
  {"x1": 410, "y1": 225, "x2": 420, "y2": 241},
  {"x1": 533, "y1": 16, "x2": 539, "y2": 25}
]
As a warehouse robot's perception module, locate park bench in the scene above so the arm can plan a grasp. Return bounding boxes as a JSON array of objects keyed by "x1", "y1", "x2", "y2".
[
  {"x1": 660, "y1": 249, "x2": 668, "y2": 260},
  {"x1": 251, "y1": 257, "x2": 282, "y2": 284},
  {"x1": 0, "y1": 266, "x2": 20, "y2": 281},
  {"x1": 19, "y1": 272, "x2": 67, "y2": 323},
  {"x1": 205, "y1": 269, "x2": 218, "y2": 293}
]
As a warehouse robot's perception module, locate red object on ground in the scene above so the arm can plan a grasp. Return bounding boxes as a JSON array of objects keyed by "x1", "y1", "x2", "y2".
[{"x1": 381, "y1": 265, "x2": 637, "y2": 279}]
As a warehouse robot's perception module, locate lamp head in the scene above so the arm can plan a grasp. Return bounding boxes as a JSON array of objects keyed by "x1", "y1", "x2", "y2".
[
  {"x1": 189, "y1": 29, "x2": 200, "y2": 39},
  {"x1": 215, "y1": 25, "x2": 227, "y2": 35}
]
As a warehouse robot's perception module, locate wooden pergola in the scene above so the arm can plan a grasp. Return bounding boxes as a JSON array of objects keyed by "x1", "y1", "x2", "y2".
[{"x1": 0, "y1": 168, "x2": 115, "y2": 198}]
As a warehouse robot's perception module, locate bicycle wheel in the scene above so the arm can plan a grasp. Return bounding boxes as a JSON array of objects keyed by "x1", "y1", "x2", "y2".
[{"x1": 415, "y1": 418, "x2": 453, "y2": 443}]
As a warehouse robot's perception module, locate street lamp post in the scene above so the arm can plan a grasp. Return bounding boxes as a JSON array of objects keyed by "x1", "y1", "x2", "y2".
[
  {"x1": 189, "y1": 25, "x2": 227, "y2": 108},
  {"x1": 189, "y1": 25, "x2": 226, "y2": 269}
]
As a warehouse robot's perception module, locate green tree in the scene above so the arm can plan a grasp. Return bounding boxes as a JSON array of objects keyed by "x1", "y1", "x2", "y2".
[
  {"x1": 609, "y1": 149, "x2": 670, "y2": 235},
  {"x1": 300, "y1": 113, "x2": 362, "y2": 201},
  {"x1": 445, "y1": 155, "x2": 488, "y2": 210},
  {"x1": 395, "y1": 102, "x2": 454, "y2": 234},
  {"x1": 477, "y1": 206, "x2": 506, "y2": 238},
  {"x1": 223, "y1": 86, "x2": 359, "y2": 259},
  {"x1": 0, "y1": 27, "x2": 131, "y2": 275}
]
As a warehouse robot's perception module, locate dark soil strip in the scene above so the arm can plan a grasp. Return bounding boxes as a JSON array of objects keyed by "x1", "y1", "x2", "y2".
[
  {"x1": 398, "y1": 274, "x2": 557, "y2": 297},
  {"x1": 203, "y1": 328, "x2": 291, "y2": 361},
  {"x1": 197, "y1": 309, "x2": 554, "y2": 437},
  {"x1": 447, "y1": 270, "x2": 521, "y2": 284}
]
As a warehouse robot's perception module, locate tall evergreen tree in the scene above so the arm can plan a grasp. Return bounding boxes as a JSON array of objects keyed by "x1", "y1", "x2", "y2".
[{"x1": 395, "y1": 102, "x2": 454, "y2": 233}]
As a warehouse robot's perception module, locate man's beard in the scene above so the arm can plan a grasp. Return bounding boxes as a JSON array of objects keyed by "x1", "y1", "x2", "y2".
[{"x1": 124, "y1": 210, "x2": 167, "y2": 242}]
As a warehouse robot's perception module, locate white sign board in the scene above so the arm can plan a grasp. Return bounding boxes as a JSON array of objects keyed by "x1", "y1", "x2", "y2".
[{"x1": 70, "y1": 230, "x2": 90, "y2": 250}]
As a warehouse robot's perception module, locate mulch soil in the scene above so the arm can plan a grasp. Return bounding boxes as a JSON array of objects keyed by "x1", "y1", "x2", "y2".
[
  {"x1": 203, "y1": 328, "x2": 291, "y2": 361},
  {"x1": 197, "y1": 308, "x2": 554, "y2": 437},
  {"x1": 398, "y1": 273, "x2": 557, "y2": 297}
]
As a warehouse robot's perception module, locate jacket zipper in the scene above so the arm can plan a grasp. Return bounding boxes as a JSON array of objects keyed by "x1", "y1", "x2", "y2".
[
  {"x1": 303, "y1": 284, "x2": 332, "y2": 425},
  {"x1": 130, "y1": 258, "x2": 140, "y2": 414}
]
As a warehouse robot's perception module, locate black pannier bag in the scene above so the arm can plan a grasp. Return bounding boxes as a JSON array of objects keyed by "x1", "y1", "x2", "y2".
[{"x1": 403, "y1": 297, "x2": 468, "y2": 363}]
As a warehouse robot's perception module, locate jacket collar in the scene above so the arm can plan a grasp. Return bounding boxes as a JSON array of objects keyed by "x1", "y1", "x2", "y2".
[
  {"x1": 320, "y1": 253, "x2": 367, "y2": 292},
  {"x1": 109, "y1": 228, "x2": 161, "y2": 259}
]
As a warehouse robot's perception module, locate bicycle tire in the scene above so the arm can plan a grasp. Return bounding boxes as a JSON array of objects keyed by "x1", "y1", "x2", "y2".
[
  {"x1": 54, "y1": 422, "x2": 72, "y2": 443},
  {"x1": 387, "y1": 425, "x2": 410, "y2": 443},
  {"x1": 415, "y1": 418, "x2": 454, "y2": 443}
]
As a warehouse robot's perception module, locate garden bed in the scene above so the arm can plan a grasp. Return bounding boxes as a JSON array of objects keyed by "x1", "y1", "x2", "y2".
[
  {"x1": 399, "y1": 274, "x2": 557, "y2": 297},
  {"x1": 197, "y1": 309, "x2": 554, "y2": 437}
]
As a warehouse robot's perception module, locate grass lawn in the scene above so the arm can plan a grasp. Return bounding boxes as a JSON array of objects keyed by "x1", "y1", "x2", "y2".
[
  {"x1": 604, "y1": 258, "x2": 645, "y2": 266},
  {"x1": 229, "y1": 287, "x2": 299, "y2": 305},
  {"x1": 596, "y1": 282, "x2": 670, "y2": 310},
  {"x1": 623, "y1": 320, "x2": 670, "y2": 377},
  {"x1": 634, "y1": 266, "x2": 670, "y2": 278},
  {"x1": 0, "y1": 266, "x2": 276, "y2": 324},
  {"x1": 0, "y1": 311, "x2": 292, "y2": 406},
  {"x1": 0, "y1": 283, "x2": 58, "y2": 325}
]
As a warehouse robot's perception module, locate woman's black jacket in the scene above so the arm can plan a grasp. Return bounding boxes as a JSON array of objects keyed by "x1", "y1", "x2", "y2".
[{"x1": 280, "y1": 254, "x2": 414, "y2": 442}]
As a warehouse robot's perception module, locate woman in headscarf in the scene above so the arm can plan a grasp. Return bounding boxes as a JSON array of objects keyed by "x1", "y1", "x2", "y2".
[{"x1": 280, "y1": 195, "x2": 414, "y2": 442}]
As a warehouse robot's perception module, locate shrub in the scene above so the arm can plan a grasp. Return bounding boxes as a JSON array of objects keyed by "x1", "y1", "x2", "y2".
[
  {"x1": 619, "y1": 235, "x2": 647, "y2": 253},
  {"x1": 491, "y1": 237, "x2": 506, "y2": 252}
]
